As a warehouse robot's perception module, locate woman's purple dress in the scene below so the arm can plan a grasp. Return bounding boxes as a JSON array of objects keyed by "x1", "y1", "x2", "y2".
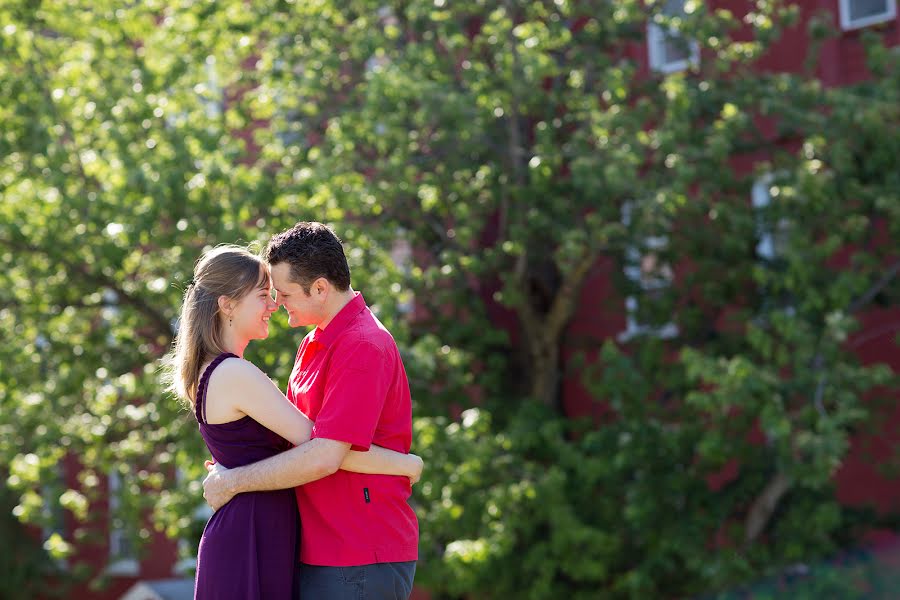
[{"x1": 193, "y1": 352, "x2": 298, "y2": 600}]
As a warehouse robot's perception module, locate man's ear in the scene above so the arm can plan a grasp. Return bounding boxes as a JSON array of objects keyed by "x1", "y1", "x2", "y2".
[{"x1": 311, "y1": 277, "x2": 329, "y2": 299}]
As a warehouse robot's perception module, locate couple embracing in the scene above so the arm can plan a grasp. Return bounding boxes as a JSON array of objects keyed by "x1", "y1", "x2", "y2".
[{"x1": 166, "y1": 222, "x2": 420, "y2": 599}]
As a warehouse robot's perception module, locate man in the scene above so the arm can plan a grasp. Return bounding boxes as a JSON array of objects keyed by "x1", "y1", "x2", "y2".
[{"x1": 203, "y1": 221, "x2": 419, "y2": 599}]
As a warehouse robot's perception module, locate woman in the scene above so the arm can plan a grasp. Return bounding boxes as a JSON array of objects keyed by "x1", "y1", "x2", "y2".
[{"x1": 164, "y1": 245, "x2": 423, "y2": 600}]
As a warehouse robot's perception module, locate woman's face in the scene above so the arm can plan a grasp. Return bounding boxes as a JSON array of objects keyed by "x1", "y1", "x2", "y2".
[{"x1": 230, "y1": 271, "x2": 277, "y2": 341}]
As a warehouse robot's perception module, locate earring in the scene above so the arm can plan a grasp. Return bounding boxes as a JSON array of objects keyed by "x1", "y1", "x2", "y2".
[{"x1": 229, "y1": 317, "x2": 233, "y2": 326}]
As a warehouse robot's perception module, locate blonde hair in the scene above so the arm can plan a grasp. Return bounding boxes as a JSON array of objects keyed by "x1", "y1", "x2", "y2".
[{"x1": 163, "y1": 244, "x2": 270, "y2": 408}]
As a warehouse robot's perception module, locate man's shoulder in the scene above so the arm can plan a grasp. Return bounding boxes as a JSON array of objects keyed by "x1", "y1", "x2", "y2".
[
  {"x1": 325, "y1": 322, "x2": 400, "y2": 376},
  {"x1": 332, "y1": 327, "x2": 391, "y2": 359},
  {"x1": 341, "y1": 309, "x2": 396, "y2": 348}
]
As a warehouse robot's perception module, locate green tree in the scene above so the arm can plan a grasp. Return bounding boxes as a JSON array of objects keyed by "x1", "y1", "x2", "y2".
[
  {"x1": 1, "y1": 1, "x2": 897, "y2": 598},
  {"x1": 242, "y1": 3, "x2": 898, "y2": 595}
]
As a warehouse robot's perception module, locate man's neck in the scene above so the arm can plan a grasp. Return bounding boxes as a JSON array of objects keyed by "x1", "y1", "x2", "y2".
[{"x1": 317, "y1": 288, "x2": 356, "y2": 331}]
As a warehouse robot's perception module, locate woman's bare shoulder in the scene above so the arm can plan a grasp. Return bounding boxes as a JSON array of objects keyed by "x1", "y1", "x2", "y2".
[{"x1": 207, "y1": 356, "x2": 273, "y2": 393}]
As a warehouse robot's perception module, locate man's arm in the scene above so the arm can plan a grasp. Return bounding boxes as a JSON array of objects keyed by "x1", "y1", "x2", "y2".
[
  {"x1": 203, "y1": 438, "x2": 350, "y2": 510},
  {"x1": 342, "y1": 446, "x2": 424, "y2": 482}
]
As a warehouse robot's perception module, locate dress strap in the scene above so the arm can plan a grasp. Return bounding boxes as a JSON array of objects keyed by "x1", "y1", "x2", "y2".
[{"x1": 195, "y1": 352, "x2": 238, "y2": 424}]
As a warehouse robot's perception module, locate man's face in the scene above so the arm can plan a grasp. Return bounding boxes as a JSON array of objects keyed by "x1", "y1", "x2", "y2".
[{"x1": 270, "y1": 262, "x2": 322, "y2": 328}]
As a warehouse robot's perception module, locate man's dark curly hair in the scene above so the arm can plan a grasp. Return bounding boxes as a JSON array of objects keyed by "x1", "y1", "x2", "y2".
[{"x1": 264, "y1": 222, "x2": 351, "y2": 293}]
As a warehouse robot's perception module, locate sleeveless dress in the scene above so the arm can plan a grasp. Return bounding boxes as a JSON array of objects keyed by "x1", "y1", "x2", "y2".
[{"x1": 193, "y1": 352, "x2": 299, "y2": 600}]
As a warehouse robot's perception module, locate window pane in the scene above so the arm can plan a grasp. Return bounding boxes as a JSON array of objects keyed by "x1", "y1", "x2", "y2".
[
  {"x1": 753, "y1": 178, "x2": 791, "y2": 261},
  {"x1": 657, "y1": 0, "x2": 690, "y2": 66},
  {"x1": 663, "y1": 33, "x2": 692, "y2": 63},
  {"x1": 662, "y1": 0, "x2": 686, "y2": 17},
  {"x1": 850, "y1": 0, "x2": 889, "y2": 21}
]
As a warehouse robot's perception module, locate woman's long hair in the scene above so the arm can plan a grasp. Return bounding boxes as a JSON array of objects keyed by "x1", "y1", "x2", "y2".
[{"x1": 163, "y1": 245, "x2": 270, "y2": 409}]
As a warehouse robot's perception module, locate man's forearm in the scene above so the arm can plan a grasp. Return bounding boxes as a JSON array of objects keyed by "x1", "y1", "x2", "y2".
[{"x1": 227, "y1": 438, "x2": 343, "y2": 495}]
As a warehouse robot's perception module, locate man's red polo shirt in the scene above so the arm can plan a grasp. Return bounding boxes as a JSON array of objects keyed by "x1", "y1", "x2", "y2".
[{"x1": 287, "y1": 292, "x2": 419, "y2": 566}]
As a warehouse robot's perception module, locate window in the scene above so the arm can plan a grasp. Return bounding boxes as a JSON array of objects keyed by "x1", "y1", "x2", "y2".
[
  {"x1": 107, "y1": 470, "x2": 139, "y2": 576},
  {"x1": 752, "y1": 174, "x2": 790, "y2": 263},
  {"x1": 648, "y1": 0, "x2": 700, "y2": 73},
  {"x1": 618, "y1": 201, "x2": 678, "y2": 341},
  {"x1": 203, "y1": 56, "x2": 223, "y2": 119},
  {"x1": 389, "y1": 230, "x2": 415, "y2": 315},
  {"x1": 271, "y1": 43, "x2": 307, "y2": 149},
  {"x1": 161, "y1": 55, "x2": 222, "y2": 132},
  {"x1": 752, "y1": 174, "x2": 796, "y2": 316},
  {"x1": 839, "y1": 0, "x2": 897, "y2": 30}
]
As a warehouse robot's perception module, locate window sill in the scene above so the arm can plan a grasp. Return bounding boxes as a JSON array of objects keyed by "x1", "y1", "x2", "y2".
[
  {"x1": 106, "y1": 558, "x2": 140, "y2": 577},
  {"x1": 617, "y1": 322, "x2": 679, "y2": 342}
]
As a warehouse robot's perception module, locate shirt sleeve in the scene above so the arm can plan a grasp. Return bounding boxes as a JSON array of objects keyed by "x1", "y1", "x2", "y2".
[{"x1": 312, "y1": 337, "x2": 390, "y2": 451}]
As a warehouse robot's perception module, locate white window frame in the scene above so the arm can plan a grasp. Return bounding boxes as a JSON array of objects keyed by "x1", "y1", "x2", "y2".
[
  {"x1": 752, "y1": 173, "x2": 798, "y2": 318},
  {"x1": 751, "y1": 173, "x2": 792, "y2": 262},
  {"x1": 618, "y1": 201, "x2": 679, "y2": 342},
  {"x1": 390, "y1": 230, "x2": 415, "y2": 315},
  {"x1": 106, "y1": 470, "x2": 139, "y2": 576},
  {"x1": 204, "y1": 56, "x2": 223, "y2": 119},
  {"x1": 752, "y1": 174, "x2": 777, "y2": 260},
  {"x1": 271, "y1": 39, "x2": 308, "y2": 149},
  {"x1": 838, "y1": 0, "x2": 897, "y2": 30},
  {"x1": 647, "y1": 0, "x2": 700, "y2": 73}
]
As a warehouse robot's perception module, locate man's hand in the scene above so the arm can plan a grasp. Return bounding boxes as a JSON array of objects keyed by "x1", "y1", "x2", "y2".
[
  {"x1": 408, "y1": 453, "x2": 424, "y2": 485},
  {"x1": 203, "y1": 461, "x2": 236, "y2": 511}
]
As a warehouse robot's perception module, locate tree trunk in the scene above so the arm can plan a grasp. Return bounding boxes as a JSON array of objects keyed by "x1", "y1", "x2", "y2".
[{"x1": 529, "y1": 333, "x2": 562, "y2": 412}]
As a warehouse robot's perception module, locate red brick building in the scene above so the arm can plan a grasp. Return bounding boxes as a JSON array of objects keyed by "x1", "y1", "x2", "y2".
[{"x1": 38, "y1": 1, "x2": 898, "y2": 598}]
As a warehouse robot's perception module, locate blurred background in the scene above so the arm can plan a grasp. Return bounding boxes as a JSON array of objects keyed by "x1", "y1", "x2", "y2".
[{"x1": 1, "y1": 0, "x2": 898, "y2": 598}]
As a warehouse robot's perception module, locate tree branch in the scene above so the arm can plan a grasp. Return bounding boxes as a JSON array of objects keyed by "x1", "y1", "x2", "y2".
[
  {"x1": 513, "y1": 251, "x2": 542, "y2": 346},
  {"x1": 1, "y1": 237, "x2": 173, "y2": 345},
  {"x1": 848, "y1": 258, "x2": 900, "y2": 315},
  {"x1": 751, "y1": 258, "x2": 900, "y2": 541},
  {"x1": 546, "y1": 248, "x2": 600, "y2": 340},
  {"x1": 744, "y1": 471, "x2": 792, "y2": 546},
  {"x1": 502, "y1": 0, "x2": 527, "y2": 187}
]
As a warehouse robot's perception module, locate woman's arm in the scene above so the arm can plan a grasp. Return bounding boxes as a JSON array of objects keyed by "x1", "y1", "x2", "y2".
[
  {"x1": 208, "y1": 359, "x2": 423, "y2": 482},
  {"x1": 207, "y1": 358, "x2": 313, "y2": 446},
  {"x1": 342, "y1": 447, "x2": 424, "y2": 483}
]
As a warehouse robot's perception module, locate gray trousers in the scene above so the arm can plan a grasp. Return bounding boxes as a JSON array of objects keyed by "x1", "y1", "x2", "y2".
[{"x1": 294, "y1": 561, "x2": 416, "y2": 600}]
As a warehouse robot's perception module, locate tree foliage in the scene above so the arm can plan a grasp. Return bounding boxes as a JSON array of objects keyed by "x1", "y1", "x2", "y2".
[{"x1": 1, "y1": 1, "x2": 898, "y2": 597}]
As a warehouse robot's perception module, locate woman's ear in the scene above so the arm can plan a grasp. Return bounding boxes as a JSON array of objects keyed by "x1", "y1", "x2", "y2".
[{"x1": 217, "y1": 295, "x2": 233, "y2": 317}]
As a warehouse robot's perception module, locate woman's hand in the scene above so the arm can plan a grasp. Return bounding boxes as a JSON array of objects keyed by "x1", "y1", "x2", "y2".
[{"x1": 203, "y1": 461, "x2": 236, "y2": 511}]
